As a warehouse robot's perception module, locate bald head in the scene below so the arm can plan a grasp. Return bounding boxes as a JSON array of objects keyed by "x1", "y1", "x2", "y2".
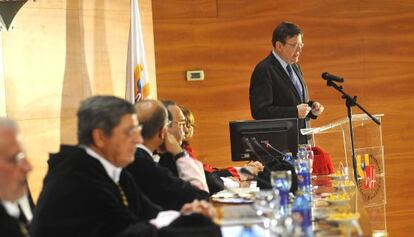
[
  {"x1": 0, "y1": 117, "x2": 17, "y2": 131},
  {"x1": 0, "y1": 118, "x2": 18, "y2": 153},
  {"x1": 135, "y1": 100, "x2": 168, "y2": 140}
]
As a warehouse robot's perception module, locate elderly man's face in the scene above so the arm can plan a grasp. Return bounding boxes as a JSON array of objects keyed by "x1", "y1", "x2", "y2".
[
  {"x1": 98, "y1": 114, "x2": 143, "y2": 168},
  {"x1": 0, "y1": 128, "x2": 32, "y2": 202},
  {"x1": 275, "y1": 34, "x2": 303, "y2": 64},
  {"x1": 167, "y1": 105, "x2": 186, "y2": 145}
]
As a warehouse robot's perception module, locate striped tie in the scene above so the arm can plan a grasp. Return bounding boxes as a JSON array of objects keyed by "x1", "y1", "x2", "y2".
[{"x1": 286, "y1": 64, "x2": 303, "y2": 98}]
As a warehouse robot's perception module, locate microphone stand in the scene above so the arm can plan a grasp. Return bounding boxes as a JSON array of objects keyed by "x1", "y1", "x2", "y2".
[{"x1": 326, "y1": 79, "x2": 380, "y2": 183}]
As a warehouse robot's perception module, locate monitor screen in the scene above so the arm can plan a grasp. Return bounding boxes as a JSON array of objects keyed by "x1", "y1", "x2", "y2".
[{"x1": 229, "y1": 118, "x2": 298, "y2": 162}]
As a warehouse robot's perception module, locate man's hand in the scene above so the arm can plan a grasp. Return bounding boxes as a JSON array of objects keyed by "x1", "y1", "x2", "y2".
[
  {"x1": 297, "y1": 104, "x2": 311, "y2": 119},
  {"x1": 163, "y1": 130, "x2": 183, "y2": 156},
  {"x1": 311, "y1": 102, "x2": 324, "y2": 116},
  {"x1": 180, "y1": 200, "x2": 216, "y2": 219},
  {"x1": 239, "y1": 161, "x2": 264, "y2": 181},
  {"x1": 244, "y1": 161, "x2": 264, "y2": 175},
  {"x1": 228, "y1": 176, "x2": 241, "y2": 184}
]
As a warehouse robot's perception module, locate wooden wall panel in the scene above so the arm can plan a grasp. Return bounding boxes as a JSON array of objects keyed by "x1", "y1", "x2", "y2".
[
  {"x1": 152, "y1": 0, "x2": 217, "y2": 19},
  {"x1": 153, "y1": 1, "x2": 414, "y2": 235},
  {"x1": 3, "y1": 7, "x2": 69, "y2": 119},
  {"x1": 16, "y1": 118, "x2": 69, "y2": 198},
  {"x1": 24, "y1": 0, "x2": 134, "y2": 11},
  {"x1": 0, "y1": 36, "x2": 5, "y2": 116},
  {"x1": 1, "y1": 0, "x2": 157, "y2": 199}
]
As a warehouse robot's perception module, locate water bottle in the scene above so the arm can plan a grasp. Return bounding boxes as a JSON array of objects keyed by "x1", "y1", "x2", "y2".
[
  {"x1": 271, "y1": 171, "x2": 292, "y2": 217},
  {"x1": 292, "y1": 191, "x2": 313, "y2": 237},
  {"x1": 295, "y1": 146, "x2": 311, "y2": 200}
]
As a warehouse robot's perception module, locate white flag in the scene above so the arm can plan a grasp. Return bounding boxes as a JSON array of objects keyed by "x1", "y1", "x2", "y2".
[{"x1": 125, "y1": 0, "x2": 150, "y2": 103}]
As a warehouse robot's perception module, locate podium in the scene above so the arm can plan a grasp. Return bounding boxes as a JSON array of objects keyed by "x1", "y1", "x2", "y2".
[{"x1": 302, "y1": 114, "x2": 387, "y2": 235}]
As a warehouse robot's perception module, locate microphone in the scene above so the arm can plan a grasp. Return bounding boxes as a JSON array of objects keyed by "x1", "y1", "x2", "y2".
[
  {"x1": 262, "y1": 141, "x2": 296, "y2": 166},
  {"x1": 250, "y1": 138, "x2": 281, "y2": 164},
  {"x1": 321, "y1": 72, "x2": 344, "y2": 83},
  {"x1": 242, "y1": 137, "x2": 271, "y2": 173},
  {"x1": 243, "y1": 138, "x2": 298, "y2": 192},
  {"x1": 261, "y1": 141, "x2": 288, "y2": 157}
]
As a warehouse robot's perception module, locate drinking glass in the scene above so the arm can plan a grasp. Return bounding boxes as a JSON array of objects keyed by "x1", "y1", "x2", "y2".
[{"x1": 253, "y1": 190, "x2": 280, "y2": 230}]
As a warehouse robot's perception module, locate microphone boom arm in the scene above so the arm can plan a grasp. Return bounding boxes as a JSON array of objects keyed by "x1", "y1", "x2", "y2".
[
  {"x1": 326, "y1": 80, "x2": 381, "y2": 125},
  {"x1": 326, "y1": 79, "x2": 380, "y2": 184}
]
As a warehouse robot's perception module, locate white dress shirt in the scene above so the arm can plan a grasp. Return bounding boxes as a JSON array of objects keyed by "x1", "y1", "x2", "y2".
[
  {"x1": 1, "y1": 195, "x2": 33, "y2": 222},
  {"x1": 176, "y1": 155, "x2": 209, "y2": 192},
  {"x1": 83, "y1": 146, "x2": 122, "y2": 183},
  {"x1": 1, "y1": 200, "x2": 20, "y2": 218}
]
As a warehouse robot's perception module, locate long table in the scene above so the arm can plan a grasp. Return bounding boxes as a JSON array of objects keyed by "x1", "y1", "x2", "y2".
[{"x1": 214, "y1": 175, "x2": 376, "y2": 237}]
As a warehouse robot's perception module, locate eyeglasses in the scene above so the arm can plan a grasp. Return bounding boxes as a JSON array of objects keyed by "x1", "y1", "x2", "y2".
[
  {"x1": 185, "y1": 122, "x2": 195, "y2": 129},
  {"x1": 0, "y1": 152, "x2": 26, "y2": 166},
  {"x1": 285, "y1": 42, "x2": 304, "y2": 50},
  {"x1": 168, "y1": 121, "x2": 186, "y2": 127},
  {"x1": 124, "y1": 125, "x2": 143, "y2": 137}
]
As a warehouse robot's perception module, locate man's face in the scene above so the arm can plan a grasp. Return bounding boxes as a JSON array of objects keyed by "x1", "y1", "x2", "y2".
[
  {"x1": 184, "y1": 122, "x2": 194, "y2": 141},
  {"x1": 0, "y1": 128, "x2": 32, "y2": 202},
  {"x1": 167, "y1": 105, "x2": 186, "y2": 145},
  {"x1": 99, "y1": 114, "x2": 143, "y2": 168},
  {"x1": 183, "y1": 115, "x2": 195, "y2": 141},
  {"x1": 275, "y1": 34, "x2": 303, "y2": 64}
]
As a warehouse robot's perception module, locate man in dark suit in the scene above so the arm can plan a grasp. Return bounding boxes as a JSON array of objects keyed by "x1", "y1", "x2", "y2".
[
  {"x1": 126, "y1": 100, "x2": 209, "y2": 211},
  {"x1": 31, "y1": 96, "x2": 216, "y2": 237},
  {"x1": 249, "y1": 21, "x2": 324, "y2": 144},
  {"x1": 0, "y1": 118, "x2": 33, "y2": 237}
]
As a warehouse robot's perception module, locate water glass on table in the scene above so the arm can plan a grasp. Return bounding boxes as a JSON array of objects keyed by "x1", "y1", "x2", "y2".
[{"x1": 253, "y1": 190, "x2": 279, "y2": 230}]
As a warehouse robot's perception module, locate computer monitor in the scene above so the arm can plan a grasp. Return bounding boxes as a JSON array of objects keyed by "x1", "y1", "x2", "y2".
[{"x1": 229, "y1": 118, "x2": 298, "y2": 162}]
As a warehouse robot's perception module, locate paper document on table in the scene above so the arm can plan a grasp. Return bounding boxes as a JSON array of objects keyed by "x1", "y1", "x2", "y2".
[{"x1": 211, "y1": 187, "x2": 259, "y2": 204}]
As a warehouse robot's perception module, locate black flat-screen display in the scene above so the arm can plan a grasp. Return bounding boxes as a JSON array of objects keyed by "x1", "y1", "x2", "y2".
[{"x1": 229, "y1": 118, "x2": 298, "y2": 162}]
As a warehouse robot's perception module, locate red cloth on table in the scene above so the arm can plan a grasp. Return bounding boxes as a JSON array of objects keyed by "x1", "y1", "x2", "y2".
[{"x1": 312, "y1": 146, "x2": 335, "y2": 175}]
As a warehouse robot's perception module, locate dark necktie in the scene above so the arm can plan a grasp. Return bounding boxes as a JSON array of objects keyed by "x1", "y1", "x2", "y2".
[{"x1": 286, "y1": 64, "x2": 303, "y2": 98}]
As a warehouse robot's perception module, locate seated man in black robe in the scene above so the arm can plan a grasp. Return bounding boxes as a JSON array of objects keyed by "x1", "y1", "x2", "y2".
[
  {"x1": 0, "y1": 117, "x2": 33, "y2": 237},
  {"x1": 30, "y1": 96, "x2": 216, "y2": 237},
  {"x1": 126, "y1": 100, "x2": 209, "y2": 211}
]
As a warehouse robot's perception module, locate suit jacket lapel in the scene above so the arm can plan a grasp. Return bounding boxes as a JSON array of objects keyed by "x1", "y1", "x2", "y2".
[{"x1": 269, "y1": 53, "x2": 302, "y2": 101}]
